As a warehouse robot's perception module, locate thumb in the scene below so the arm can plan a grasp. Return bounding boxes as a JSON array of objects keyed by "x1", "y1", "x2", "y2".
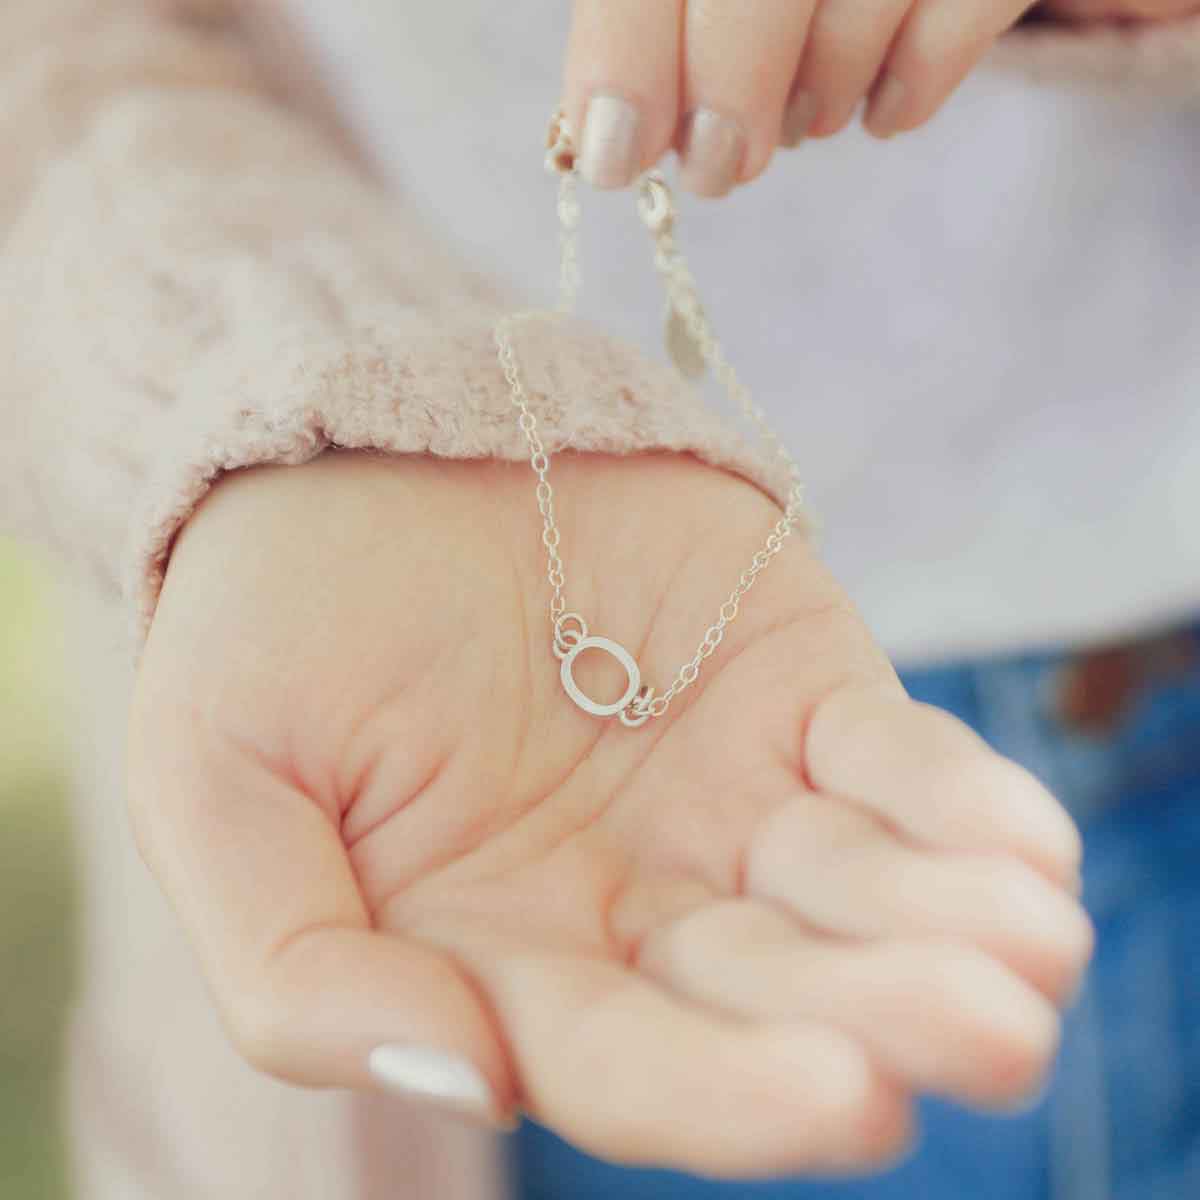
[{"x1": 126, "y1": 691, "x2": 515, "y2": 1128}]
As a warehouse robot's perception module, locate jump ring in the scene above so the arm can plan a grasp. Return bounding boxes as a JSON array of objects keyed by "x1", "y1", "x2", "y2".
[
  {"x1": 553, "y1": 611, "x2": 589, "y2": 660},
  {"x1": 619, "y1": 685, "x2": 655, "y2": 728}
]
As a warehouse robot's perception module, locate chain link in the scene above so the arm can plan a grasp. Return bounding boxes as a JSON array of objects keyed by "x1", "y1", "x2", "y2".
[
  {"x1": 555, "y1": 167, "x2": 582, "y2": 314},
  {"x1": 493, "y1": 112, "x2": 808, "y2": 724},
  {"x1": 494, "y1": 313, "x2": 567, "y2": 622}
]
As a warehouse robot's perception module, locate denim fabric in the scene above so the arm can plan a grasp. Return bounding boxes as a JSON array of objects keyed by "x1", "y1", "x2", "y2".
[{"x1": 509, "y1": 624, "x2": 1200, "y2": 1200}]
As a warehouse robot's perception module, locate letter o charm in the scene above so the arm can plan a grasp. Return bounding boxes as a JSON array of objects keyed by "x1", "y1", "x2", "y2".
[{"x1": 559, "y1": 636, "x2": 641, "y2": 719}]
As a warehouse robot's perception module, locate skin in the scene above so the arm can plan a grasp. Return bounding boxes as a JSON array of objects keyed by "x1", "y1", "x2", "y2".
[
  {"x1": 560, "y1": 0, "x2": 1200, "y2": 192},
  {"x1": 129, "y1": 448, "x2": 1092, "y2": 1175}
]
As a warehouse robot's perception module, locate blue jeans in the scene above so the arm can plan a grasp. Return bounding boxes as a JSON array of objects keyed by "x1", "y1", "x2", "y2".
[{"x1": 509, "y1": 622, "x2": 1200, "y2": 1200}]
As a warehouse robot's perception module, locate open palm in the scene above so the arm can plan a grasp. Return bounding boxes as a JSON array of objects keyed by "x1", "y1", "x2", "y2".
[{"x1": 128, "y1": 447, "x2": 1091, "y2": 1178}]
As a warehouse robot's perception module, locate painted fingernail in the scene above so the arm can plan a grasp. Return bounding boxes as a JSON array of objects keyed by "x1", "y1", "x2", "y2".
[
  {"x1": 865, "y1": 74, "x2": 907, "y2": 139},
  {"x1": 679, "y1": 108, "x2": 745, "y2": 198},
  {"x1": 578, "y1": 93, "x2": 642, "y2": 189},
  {"x1": 781, "y1": 90, "x2": 817, "y2": 148},
  {"x1": 368, "y1": 1045, "x2": 505, "y2": 1126}
]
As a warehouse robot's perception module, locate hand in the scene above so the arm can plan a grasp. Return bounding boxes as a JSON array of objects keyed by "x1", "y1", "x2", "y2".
[
  {"x1": 559, "y1": 0, "x2": 1112, "y2": 195},
  {"x1": 128, "y1": 448, "x2": 1091, "y2": 1178}
]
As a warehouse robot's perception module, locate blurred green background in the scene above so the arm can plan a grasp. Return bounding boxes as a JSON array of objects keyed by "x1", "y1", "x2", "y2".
[{"x1": 0, "y1": 537, "x2": 75, "y2": 1199}]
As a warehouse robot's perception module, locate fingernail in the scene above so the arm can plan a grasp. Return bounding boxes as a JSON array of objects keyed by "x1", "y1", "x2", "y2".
[
  {"x1": 368, "y1": 1044, "x2": 506, "y2": 1127},
  {"x1": 781, "y1": 90, "x2": 817, "y2": 148},
  {"x1": 577, "y1": 93, "x2": 642, "y2": 189},
  {"x1": 865, "y1": 74, "x2": 907, "y2": 139},
  {"x1": 679, "y1": 107, "x2": 745, "y2": 198}
]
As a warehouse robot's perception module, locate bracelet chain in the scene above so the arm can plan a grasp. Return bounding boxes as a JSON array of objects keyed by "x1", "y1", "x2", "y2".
[{"x1": 492, "y1": 113, "x2": 806, "y2": 725}]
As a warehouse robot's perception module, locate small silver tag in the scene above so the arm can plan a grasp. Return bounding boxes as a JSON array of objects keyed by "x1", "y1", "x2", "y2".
[{"x1": 664, "y1": 304, "x2": 707, "y2": 381}]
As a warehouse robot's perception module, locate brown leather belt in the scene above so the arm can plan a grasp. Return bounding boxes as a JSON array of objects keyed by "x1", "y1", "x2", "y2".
[{"x1": 1055, "y1": 628, "x2": 1198, "y2": 735}]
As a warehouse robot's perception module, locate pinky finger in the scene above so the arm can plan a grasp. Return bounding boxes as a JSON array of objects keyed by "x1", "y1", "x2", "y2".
[{"x1": 863, "y1": 0, "x2": 1034, "y2": 138}]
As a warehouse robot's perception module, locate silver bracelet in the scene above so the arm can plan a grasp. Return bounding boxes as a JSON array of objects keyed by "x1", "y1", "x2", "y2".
[{"x1": 493, "y1": 109, "x2": 807, "y2": 730}]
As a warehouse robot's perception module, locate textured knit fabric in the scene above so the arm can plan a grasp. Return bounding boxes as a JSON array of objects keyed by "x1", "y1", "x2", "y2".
[{"x1": 2, "y1": 2, "x2": 1198, "y2": 1198}]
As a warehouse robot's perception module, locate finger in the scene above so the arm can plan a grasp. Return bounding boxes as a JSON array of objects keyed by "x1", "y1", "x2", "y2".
[
  {"x1": 127, "y1": 693, "x2": 515, "y2": 1125},
  {"x1": 744, "y1": 790, "x2": 1094, "y2": 1003},
  {"x1": 786, "y1": 0, "x2": 914, "y2": 141},
  {"x1": 639, "y1": 899, "x2": 1062, "y2": 1109},
  {"x1": 802, "y1": 683, "x2": 1084, "y2": 887},
  {"x1": 862, "y1": 0, "x2": 1035, "y2": 138},
  {"x1": 679, "y1": 0, "x2": 817, "y2": 195},
  {"x1": 561, "y1": 0, "x2": 684, "y2": 189},
  {"x1": 449, "y1": 937, "x2": 913, "y2": 1177}
]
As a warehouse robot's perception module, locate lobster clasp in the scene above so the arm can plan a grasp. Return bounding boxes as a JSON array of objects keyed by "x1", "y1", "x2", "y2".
[
  {"x1": 637, "y1": 172, "x2": 675, "y2": 235},
  {"x1": 545, "y1": 107, "x2": 577, "y2": 175}
]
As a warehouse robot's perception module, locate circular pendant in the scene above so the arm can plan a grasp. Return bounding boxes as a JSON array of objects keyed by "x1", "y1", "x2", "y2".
[{"x1": 559, "y1": 636, "x2": 642, "y2": 719}]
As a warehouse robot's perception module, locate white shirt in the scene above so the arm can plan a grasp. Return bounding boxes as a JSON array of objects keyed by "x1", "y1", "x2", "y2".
[{"x1": 297, "y1": 0, "x2": 1200, "y2": 666}]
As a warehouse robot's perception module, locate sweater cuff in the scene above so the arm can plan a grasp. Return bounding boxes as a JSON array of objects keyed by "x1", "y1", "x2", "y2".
[
  {"x1": 988, "y1": 10, "x2": 1200, "y2": 98},
  {"x1": 120, "y1": 308, "x2": 809, "y2": 662}
]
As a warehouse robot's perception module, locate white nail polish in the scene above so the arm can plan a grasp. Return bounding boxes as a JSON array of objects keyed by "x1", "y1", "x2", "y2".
[
  {"x1": 368, "y1": 1044, "x2": 499, "y2": 1124},
  {"x1": 578, "y1": 93, "x2": 642, "y2": 189},
  {"x1": 679, "y1": 108, "x2": 745, "y2": 198}
]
